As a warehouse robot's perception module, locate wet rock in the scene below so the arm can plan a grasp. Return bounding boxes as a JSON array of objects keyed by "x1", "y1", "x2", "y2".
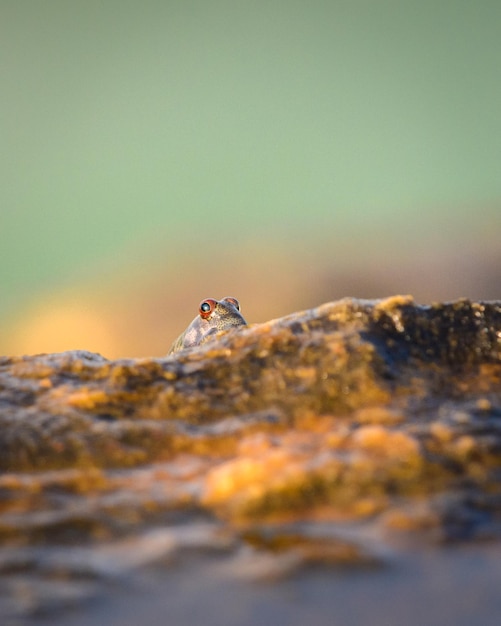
[{"x1": 1, "y1": 296, "x2": 501, "y2": 617}]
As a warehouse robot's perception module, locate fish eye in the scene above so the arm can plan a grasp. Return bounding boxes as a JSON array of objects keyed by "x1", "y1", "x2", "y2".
[
  {"x1": 199, "y1": 298, "x2": 216, "y2": 319},
  {"x1": 222, "y1": 297, "x2": 240, "y2": 310}
]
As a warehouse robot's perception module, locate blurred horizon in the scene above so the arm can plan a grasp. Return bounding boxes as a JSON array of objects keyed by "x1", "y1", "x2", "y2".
[{"x1": 2, "y1": 1, "x2": 500, "y2": 357}]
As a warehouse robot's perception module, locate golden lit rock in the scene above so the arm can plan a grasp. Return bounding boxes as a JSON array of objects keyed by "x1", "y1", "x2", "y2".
[{"x1": 1, "y1": 296, "x2": 501, "y2": 617}]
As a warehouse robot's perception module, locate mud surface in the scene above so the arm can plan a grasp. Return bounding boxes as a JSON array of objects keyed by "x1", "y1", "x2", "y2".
[{"x1": 1, "y1": 296, "x2": 501, "y2": 623}]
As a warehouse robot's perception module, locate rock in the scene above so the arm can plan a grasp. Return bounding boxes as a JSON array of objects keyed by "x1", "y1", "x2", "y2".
[{"x1": 1, "y1": 296, "x2": 501, "y2": 617}]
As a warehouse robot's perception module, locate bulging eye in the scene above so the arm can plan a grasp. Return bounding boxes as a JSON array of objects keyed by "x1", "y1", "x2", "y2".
[
  {"x1": 222, "y1": 297, "x2": 240, "y2": 310},
  {"x1": 199, "y1": 298, "x2": 216, "y2": 319}
]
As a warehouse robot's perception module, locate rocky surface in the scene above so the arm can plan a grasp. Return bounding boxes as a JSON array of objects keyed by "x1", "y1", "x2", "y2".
[{"x1": 1, "y1": 295, "x2": 501, "y2": 621}]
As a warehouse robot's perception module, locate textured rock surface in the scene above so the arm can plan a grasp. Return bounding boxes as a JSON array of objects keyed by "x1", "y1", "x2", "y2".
[{"x1": 1, "y1": 296, "x2": 501, "y2": 620}]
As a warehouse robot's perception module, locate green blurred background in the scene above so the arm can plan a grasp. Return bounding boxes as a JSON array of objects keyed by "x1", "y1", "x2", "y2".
[{"x1": 2, "y1": 1, "x2": 500, "y2": 357}]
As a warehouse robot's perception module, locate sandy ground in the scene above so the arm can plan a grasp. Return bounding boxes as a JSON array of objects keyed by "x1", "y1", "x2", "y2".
[{"x1": 33, "y1": 542, "x2": 501, "y2": 626}]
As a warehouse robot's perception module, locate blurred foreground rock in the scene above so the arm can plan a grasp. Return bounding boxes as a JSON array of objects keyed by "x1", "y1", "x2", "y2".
[{"x1": 1, "y1": 296, "x2": 501, "y2": 619}]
